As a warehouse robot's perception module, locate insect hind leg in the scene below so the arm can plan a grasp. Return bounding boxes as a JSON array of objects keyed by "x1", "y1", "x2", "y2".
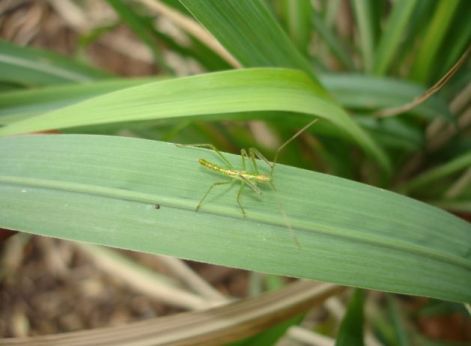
[
  {"x1": 236, "y1": 183, "x2": 247, "y2": 217},
  {"x1": 240, "y1": 149, "x2": 249, "y2": 171},
  {"x1": 196, "y1": 180, "x2": 234, "y2": 212},
  {"x1": 249, "y1": 148, "x2": 273, "y2": 174},
  {"x1": 248, "y1": 148, "x2": 277, "y2": 191}
]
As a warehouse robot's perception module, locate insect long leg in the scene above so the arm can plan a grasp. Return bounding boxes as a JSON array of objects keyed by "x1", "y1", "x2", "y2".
[
  {"x1": 248, "y1": 148, "x2": 277, "y2": 190},
  {"x1": 177, "y1": 143, "x2": 233, "y2": 168},
  {"x1": 240, "y1": 149, "x2": 248, "y2": 171},
  {"x1": 234, "y1": 175, "x2": 262, "y2": 217},
  {"x1": 265, "y1": 182, "x2": 300, "y2": 248},
  {"x1": 248, "y1": 148, "x2": 273, "y2": 175},
  {"x1": 196, "y1": 180, "x2": 234, "y2": 212},
  {"x1": 236, "y1": 183, "x2": 246, "y2": 217},
  {"x1": 239, "y1": 175, "x2": 261, "y2": 195}
]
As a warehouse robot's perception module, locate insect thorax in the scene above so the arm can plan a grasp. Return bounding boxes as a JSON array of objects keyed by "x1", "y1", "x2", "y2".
[{"x1": 251, "y1": 174, "x2": 271, "y2": 183}]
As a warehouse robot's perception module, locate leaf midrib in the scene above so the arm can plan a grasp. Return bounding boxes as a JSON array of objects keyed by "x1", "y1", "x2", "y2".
[{"x1": 1, "y1": 175, "x2": 468, "y2": 271}]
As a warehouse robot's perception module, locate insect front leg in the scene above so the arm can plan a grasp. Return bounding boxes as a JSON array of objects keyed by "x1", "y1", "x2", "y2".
[
  {"x1": 249, "y1": 148, "x2": 273, "y2": 175},
  {"x1": 240, "y1": 149, "x2": 249, "y2": 171},
  {"x1": 236, "y1": 183, "x2": 247, "y2": 217},
  {"x1": 196, "y1": 180, "x2": 234, "y2": 212},
  {"x1": 176, "y1": 143, "x2": 233, "y2": 168}
]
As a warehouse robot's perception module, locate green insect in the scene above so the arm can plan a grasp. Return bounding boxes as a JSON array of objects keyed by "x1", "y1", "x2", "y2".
[{"x1": 178, "y1": 119, "x2": 319, "y2": 219}]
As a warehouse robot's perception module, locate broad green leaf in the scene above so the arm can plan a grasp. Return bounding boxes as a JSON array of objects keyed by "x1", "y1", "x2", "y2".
[
  {"x1": 0, "y1": 68, "x2": 390, "y2": 171},
  {"x1": 179, "y1": 0, "x2": 327, "y2": 94},
  {"x1": 0, "y1": 40, "x2": 109, "y2": 86},
  {"x1": 0, "y1": 135, "x2": 470, "y2": 303},
  {"x1": 0, "y1": 72, "x2": 451, "y2": 126}
]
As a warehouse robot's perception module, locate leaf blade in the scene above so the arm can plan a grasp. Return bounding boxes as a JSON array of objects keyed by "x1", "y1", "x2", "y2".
[
  {"x1": 0, "y1": 68, "x2": 390, "y2": 171},
  {"x1": 0, "y1": 40, "x2": 109, "y2": 86},
  {"x1": 0, "y1": 134, "x2": 470, "y2": 303},
  {"x1": 179, "y1": 0, "x2": 326, "y2": 92}
]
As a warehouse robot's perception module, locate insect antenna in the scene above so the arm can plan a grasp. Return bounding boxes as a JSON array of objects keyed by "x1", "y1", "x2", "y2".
[
  {"x1": 274, "y1": 189, "x2": 300, "y2": 248},
  {"x1": 271, "y1": 118, "x2": 319, "y2": 177},
  {"x1": 265, "y1": 118, "x2": 318, "y2": 248}
]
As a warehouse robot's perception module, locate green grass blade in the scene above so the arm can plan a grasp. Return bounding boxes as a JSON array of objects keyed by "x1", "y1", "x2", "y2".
[
  {"x1": 355, "y1": 116, "x2": 423, "y2": 152},
  {"x1": 400, "y1": 152, "x2": 471, "y2": 193},
  {"x1": 106, "y1": 0, "x2": 172, "y2": 73},
  {"x1": 430, "y1": 200, "x2": 471, "y2": 213},
  {"x1": 0, "y1": 78, "x2": 150, "y2": 122},
  {"x1": 276, "y1": 0, "x2": 312, "y2": 55},
  {"x1": 179, "y1": 0, "x2": 326, "y2": 93},
  {"x1": 320, "y1": 74, "x2": 452, "y2": 120},
  {"x1": 312, "y1": 9, "x2": 355, "y2": 70},
  {"x1": 185, "y1": 35, "x2": 233, "y2": 71},
  {"x1": 0, "y1": 68, "x2": 390, "y2": 171},
  {"x1": 410, "y1": 0, "x2": 461, "y2": 83},
  {"x1": 335, "y1": 289, "x2": 365, "y2": 346},
  {"x1": 351, "y1": 0, "x2": 378, "y2": 72},
  {"x1": 1, "y1": 135, "x2": 470, "y2": 303},
  {"x1": 397, "y1": 0, "x2": 436, "y2": 55},
  {"x1": 435, "y1": 5, "x2": 471, "y2": 81},
  {"x1": 373, "y1": 0, "x2": 419, "y2": 75},
  {"x1": 325, "y1": 0, "x2": 342, "y2": 27},
  {"x1": 0, "y1": 40, "x2": 109, "y2": 86},
  {"x1": 1, "y1": 73, "x2": 450, "y2": 126},
  {"x1": 386, "y1": 295, "x2": 410, "y2": 346},
  {"x1": 237, "y1": 314, "x2": 302, "y2": 346}
]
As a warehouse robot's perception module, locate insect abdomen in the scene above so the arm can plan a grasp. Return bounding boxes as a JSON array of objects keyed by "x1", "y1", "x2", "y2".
[
  {"x1": 198, "y1": 158, "x2": 270, "y2": 183},
  {"x1": 199, "y1": 158, "x2": 229, "y2": 175},
  {"x1": 199, "y1": 158, "x2": 246, "y2": 179}
]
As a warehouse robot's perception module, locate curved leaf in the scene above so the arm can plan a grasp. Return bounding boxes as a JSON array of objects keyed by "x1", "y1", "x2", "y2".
[
  {"x1": 0, "y1": 78, "x2": 149, "y2": 122},
  {"x1": 373, "y1": 0, "x2": 419, "y2": 75},
  {"x1": 0, "y1": 73, "x2": 451, "y2": 126},
  {"x1": 180, "y1": 0, "x2": 325, "y2": 92},
  {"x1": 400, "y1": 152, "x2": 471, "y2": 193},
  {"x1": 0, "y1": 135, "x2": 469, "y2": 303},
  {"x1": 410, "y1": 0, "x2": 461, "y2": 83},
  {"x1": 0, "y1": 40, "x2": 109, "y2": 86},
  {"x1": 0, "y1": 68, "x2": 390, "y2": 171},
  {"x1": 320, "y1": 74, "x2": 452, "y2": 120}
]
